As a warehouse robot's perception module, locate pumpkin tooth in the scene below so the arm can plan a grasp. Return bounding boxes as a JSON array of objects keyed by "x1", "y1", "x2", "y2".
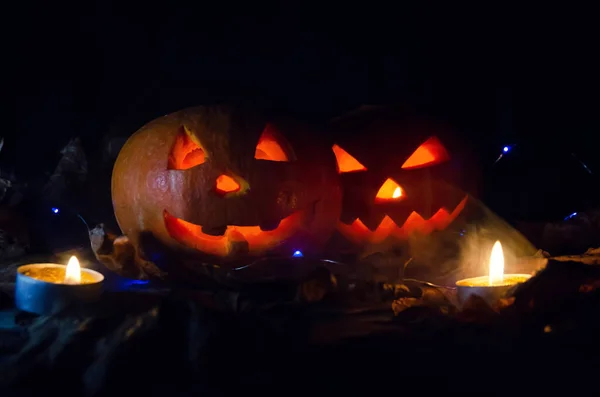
[
  {"x1": 201, "y1": 225, "x2": 227, "y2": 236},
  {"x1": 258, "y1": 220, "x2": 281, "y2": 231}
]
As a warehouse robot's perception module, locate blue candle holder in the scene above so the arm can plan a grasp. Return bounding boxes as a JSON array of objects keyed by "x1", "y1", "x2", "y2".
[{"x1": 15, "y1": 263, "x2": 104, "y2": 315}]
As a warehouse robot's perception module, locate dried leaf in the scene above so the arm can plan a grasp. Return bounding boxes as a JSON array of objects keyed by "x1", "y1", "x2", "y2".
[
  {"x1": 297, "y1": 267, "x2": 336, "y2": 303},
  {"x1": 43, "y1": 138, "x2": 88, "y2": 201},
  {"x1": 394, "y1": 284, "x2": 412, "y2": 297},
  {"x1": 89, "y1": 225, "x2": 166, "y2": 280},
  {"x1": 493, "y1": 297, "x2": 515, "y2": 311},
  {"x1": 392, "y1": 297, "x2": 421, "y2": 315},
  {"x1": 421, "y1": 286, "x2": 448, "y2": 304},
  {"x1": 584, "y1": 247, "x2": 600, "y2": 255},
  {"x1": 579, "y1": 279, "x2": 600, "y2": 292}
]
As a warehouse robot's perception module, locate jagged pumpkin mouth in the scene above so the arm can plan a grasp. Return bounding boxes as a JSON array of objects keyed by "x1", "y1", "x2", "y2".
[
  {"x1": 337, "y1": 195, "x2": 468, "y2": 244},
  {"x1": 163, "y1": 210, "x2": 306, "y2": 257}
]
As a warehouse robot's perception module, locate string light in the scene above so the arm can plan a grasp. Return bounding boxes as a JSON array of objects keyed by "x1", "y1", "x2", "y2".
[
  {"x1": 494, "y1": 144, "x2": 516, "y2": 164},
  {"x1": 564, "y1": 212, "x2": 578, "y2": 221},
  {"x1": 50, "y1": 207, "x2": 90, "y2": 230}
]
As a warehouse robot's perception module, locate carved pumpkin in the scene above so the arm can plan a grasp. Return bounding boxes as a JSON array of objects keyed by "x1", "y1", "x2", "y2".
[
  {"x1": 329, "y1": 106, "x2": 472, "y2": 250},
  {"x1": 111, "y1": 105, "x2": 341, "y2": 273}
]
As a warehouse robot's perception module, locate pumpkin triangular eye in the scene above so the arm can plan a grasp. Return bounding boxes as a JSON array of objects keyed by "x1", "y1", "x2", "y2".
[
  {"x1": 168, "y1": 126, "x2": 206, "y2": 170},
  {"x1": 332, "y1": 144, "x2": 367, "y2": 174},
  {"x1": 401, "y1": 136, "x2": 449, "y2": 169},
  {"x1": 255, "y1": 124, "x2": 290, "y2": 162}
]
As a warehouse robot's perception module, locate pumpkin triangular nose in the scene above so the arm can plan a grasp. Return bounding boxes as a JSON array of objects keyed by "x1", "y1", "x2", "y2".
[
  {"x1": 216, "y1": 174, "x2": 241, "y2": 195},
  {"x1": 375, "y1": 178, "x2": 404, "y2": 202}
]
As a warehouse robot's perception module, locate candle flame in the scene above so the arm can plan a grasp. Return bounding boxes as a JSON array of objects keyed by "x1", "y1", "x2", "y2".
[
  {"x1": 392, "y1": 187, "x2": 402, "y2": 198},
  {"x1": 64, "y1": 256, "x2": 81, "y2": 284},
  {"x1": 488, "y1": 240, "x2": 504, "y2": 285}
]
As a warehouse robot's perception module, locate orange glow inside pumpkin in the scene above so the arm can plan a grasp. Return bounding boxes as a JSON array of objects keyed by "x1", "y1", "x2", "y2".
[
  {"x1": 332, "y1": 144, "x2": 367, "y2": 173},
  {"x1": 338, "y1": 195, "x2": 468, "y2": 244},
  {"x1": 163, "y1": 210, "x2": 305, "y2": 257},
  {"x1": 215, "y1": 175, "x2": 241, "y2": 195},
  {"x1": 255, "y1": 124, "x2": 290, "y2": 161},
  {"x1": 375, "y1": 178, "x2": 404, "y2": 202},
  {"x1": 401, "y1": 136, "x2": 450, "y2": 169},
  {"x1": 168, "y1": 127, "x2": 206, "y2": 170}
]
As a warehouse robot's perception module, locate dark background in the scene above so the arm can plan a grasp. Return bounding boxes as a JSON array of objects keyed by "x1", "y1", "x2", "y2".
[
  {"x1": 2, "y1": 2, "x2": 599, "y2": 217},
  {"x1": 1, "y1": 4, "x2": 600, "y2": 392}
]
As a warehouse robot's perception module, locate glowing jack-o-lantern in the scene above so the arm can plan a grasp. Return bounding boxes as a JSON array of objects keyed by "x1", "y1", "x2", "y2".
[
  {"x1": 329, "y1": 106, "x2": 473, "y2": 248},
  {"x1": 111, "y1": 105, "x2": 341, "y2": 273}
]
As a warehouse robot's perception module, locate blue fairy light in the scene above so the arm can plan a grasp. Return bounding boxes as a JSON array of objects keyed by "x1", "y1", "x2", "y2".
[
  {"x1": 49, "y1": 206, "x2": 90, "y2": 230},
  {"x1": 564, "y1": 212, "x2": 578, "y2": 221},
  {"x1": 292, "y1": 250, "x2": 303, "y2": 258},
  {"x1": 494, "y1": 144, "x2": 515, "y2": 164},
  {"x1": 125, "y1": 279, "x2": 150, "y2": 285},
  {"x1": 117, "y1": 278, "x2": 150, "y2": 291}
]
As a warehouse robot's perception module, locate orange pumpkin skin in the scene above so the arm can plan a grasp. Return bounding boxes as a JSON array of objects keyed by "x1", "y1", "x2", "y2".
[
  {"x1": 327, "y1": 106, "x2": 476, "y2": 253},
  {"x1": 112, "y1": 105, "x2": 341, "y2": 275}
]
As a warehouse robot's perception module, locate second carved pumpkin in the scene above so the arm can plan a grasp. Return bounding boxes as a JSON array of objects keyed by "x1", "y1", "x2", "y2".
[{"x1": 329, "y1": 106, "x2": 474, "y2": 252}]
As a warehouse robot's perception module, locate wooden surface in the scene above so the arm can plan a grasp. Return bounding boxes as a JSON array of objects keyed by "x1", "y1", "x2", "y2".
[{"x1": 1, "y1": 252, "x2": 600, "y2": 396}]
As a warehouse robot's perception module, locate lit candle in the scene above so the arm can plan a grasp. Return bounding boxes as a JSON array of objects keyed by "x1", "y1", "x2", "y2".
[
  {"x1": 455, "y1": 240, "x2": 531, "y2": 305},
  {"x1": 488, "y1": 241, "x2": 504, "y2": 285},
  {"x1": 64, "y1": 255, "x2": 82, "y2": 284},
  {"x1": 15, "y1": 256, "x2": 104, "y2": 315}
]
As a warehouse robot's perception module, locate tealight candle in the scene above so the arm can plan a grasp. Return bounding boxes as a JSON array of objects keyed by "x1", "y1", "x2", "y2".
[
  {"x1": 15, "y1": 256, "x2": 104, "y2": 315},
  {"x1": 455, "y1": 241, "x2": 531, "y2": 305}
]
